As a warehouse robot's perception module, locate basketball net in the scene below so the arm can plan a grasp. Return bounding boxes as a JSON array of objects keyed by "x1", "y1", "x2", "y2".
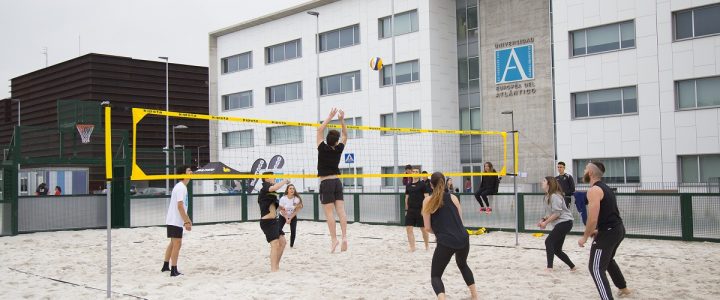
[{"x1": 76, "y1": 123, "x2": 95, "y2": 144}]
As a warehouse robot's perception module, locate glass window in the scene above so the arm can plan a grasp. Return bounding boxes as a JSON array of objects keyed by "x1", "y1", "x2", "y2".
[
  {"x1": 456, "y1": 7, "x2": 467, "y2": 43},
  {"x1": 680, "y1": 155, "x2": 720, "y2": 183},
  {"x1": 674, "y1": 11, "x2": 693, "y2": 40},
  {"x1": 467, "y1": 6, "x2": 478, "y2": 29},
  {"x1": 468, "y1": 57, "x2": 479, "y2": 80},
  {"x1": 674, "y1": 4, "x2": 720, "y2": 40},
  {"x1": 222, "y1": 91, "x2": 252, "y2": 110},
  {"x1": 573, "y1": 86, "x2": 636, "y2": 118},
  {"x1": 339, "y1": 168, "x2": 363, "y2": 187},
  {"x1": 221, "y1": 52, "x2": 252, "y2": 74},
  {"x1": 266, "y1": 39, "x2": 301, "y2": 64},
  {"x1": 325, "y1": 117, "x2": 362, "y2": 139},
  {"x1": 381, "y1": 165, "x2": 419, "y2": 187},
  {"x1": 693, "y1": 4, "x2": 720, "y2": 37},
  {"x1": 571, "y1": 21, "x2": 634, "y2": 56},
  {"x1": 321, "y1": 71, "x2": 361, "y2": 96},
  {"x1": 320, "y1": 24, "x2": 360, "y2": 51},
  {"x1": 223, "y1": 130, "x2": 253, "y2": 148},
  {"x1": 470, "y1": 108, "x2": 481, "y2": 130},
  {"x1": 574, "y1": 158, "x2": 640, "y2": 184},
  {"x1": 677, "y1": 76, "x2": 720, "y2": 109},
  {"x1": 267, "y1": 126, "x2": 303, "y2": 145},
  {"x1": 267, "y1": 82, "x2": 302, "y2": 104},
  {"x1": 380, "y1": 111, "x2": 420, "y2": 135},
  {"x1": 382, "y1": 60, "x2": 420, "y2": 86},
  {"x1": 379, "y1": 10, "x2": 419, "y2": 38}
]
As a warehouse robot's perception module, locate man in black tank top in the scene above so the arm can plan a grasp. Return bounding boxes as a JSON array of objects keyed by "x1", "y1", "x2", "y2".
[{"x1": 578, "y1": 161, "x2": 631, "y2": 299}]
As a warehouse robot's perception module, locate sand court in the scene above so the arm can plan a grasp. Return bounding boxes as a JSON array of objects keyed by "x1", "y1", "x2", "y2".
[{"x1": 1, "y1": 221, "x2": 719, "y2": 299}]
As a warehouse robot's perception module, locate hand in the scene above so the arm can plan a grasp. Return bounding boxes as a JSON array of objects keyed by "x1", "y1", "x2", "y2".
[
  {"x1": 539, "y1": 222, "x2": 546, "y2": 230},
  {"x1": 590, "y1": 230, "x2": 598, "y2": 238},
  {"x1": 338, "y1": 109, "x2": 345, "y2": 120},
  {"x1": 578, "y1": 236, "x2": 588, "y2": 247},
  {"x1": 184, "y1": 222, "x2": 192, "y2": 231},
  {"x1": 328, "y1": 108, "x2": 338, "y2": 118}
]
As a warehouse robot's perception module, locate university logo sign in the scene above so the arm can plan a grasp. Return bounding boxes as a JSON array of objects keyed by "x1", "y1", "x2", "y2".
[{"x1": 495, "y1": 44, "x2": 534, "y2": 84}]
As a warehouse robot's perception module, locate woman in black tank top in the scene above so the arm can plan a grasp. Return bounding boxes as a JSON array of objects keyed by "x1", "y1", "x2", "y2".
[{"x1": 422, "y1": 172, "x2": 478, "y2": 300}]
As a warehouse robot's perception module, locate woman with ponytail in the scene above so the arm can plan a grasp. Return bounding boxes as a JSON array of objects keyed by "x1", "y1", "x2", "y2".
[{"x1": 422, "y1": 172, "x2": 478, "y2": 300}]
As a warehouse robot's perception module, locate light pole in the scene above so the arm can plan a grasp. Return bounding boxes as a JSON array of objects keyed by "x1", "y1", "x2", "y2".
[
  {"x1": 502, "y1": 110, "x2": 518, "y2": 246},
  {"x1": 306, "y1": 11, "x2": 320, "y2": 125},
  {"x1": 172, "y1": 125, "x2": 188, "y2": 168},
  {"x1": 390, "y1": 0, "x2": 399, "y2": 193},
  {"x1": 158, "y1": 56, "x2": 169, "y2": 194}
]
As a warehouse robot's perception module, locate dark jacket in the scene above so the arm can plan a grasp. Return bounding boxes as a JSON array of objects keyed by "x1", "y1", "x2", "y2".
[
  {"x1": 555, "y1": 173, "x2": 575, "y2": 198},
  {"x1": 479, "y1": 175, "x2": 500, "y2": 194}
]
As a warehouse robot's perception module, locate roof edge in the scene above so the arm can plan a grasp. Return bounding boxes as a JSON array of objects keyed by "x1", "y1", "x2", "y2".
[{"x1": 210, "y1": 0, "x2": 339, "y2": 37}]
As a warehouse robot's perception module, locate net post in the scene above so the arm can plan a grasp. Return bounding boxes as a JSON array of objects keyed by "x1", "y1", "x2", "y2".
[
  {"x1": 353, "y1": 194, "x2": 360, "y2": 223},
  {"x1": 517, "y1": 193, "x2": 525, "y2": 233},
  {"x1": 102, "y1": 101, "x2": 111, "y2": 299},
  {"x1": 680, "y1": 194, "x2": 694, "y2": 241}
]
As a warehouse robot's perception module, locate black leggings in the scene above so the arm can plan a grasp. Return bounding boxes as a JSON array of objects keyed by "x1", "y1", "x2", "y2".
[
  {"x1": 474, "y1": 189, "x2": 491, "y2": 207},
  {"x1": 431, "y1": 243, "x2": 475, "y2": 295},
  {"x1": 545, "y1": 220, "x2": 575, "y2": 269},
  {"x1": 280, "y1": 216, "x2": 298, "y2": 247}
]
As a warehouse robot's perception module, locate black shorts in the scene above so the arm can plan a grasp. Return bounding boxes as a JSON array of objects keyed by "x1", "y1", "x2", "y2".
[
  {"x1": 405, "y1": 209, "x2": 424, "y2": 227},
  {"x1": 260, "y1": 219, "x2": 285, "y2": 243},
  {"x1": 320, "y1": 178, "x2": 343, "y2": 204},
  {"x1": 167, "y1": 225, "x2": 183, "y2": 238}
]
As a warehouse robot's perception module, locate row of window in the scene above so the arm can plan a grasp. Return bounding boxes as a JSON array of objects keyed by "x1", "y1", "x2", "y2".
[
  {"x1": 570, "y1": 3, "x2": 720, "y2": 58},
  {"x1": 573, "y1": 155, "x2": 720, "y2": 184},
  {"x1": 221, "y1": 60, "x2": 420, "y2": 111},
  {"x1": 570, "y1": 75, "x2": 720, "y2": 119},
  {"x1": 222, "y1": 111, "x2": 421, "y2": 147},
  {"x1": 221, "y1": 10, "x2": 419, "y2": 74}
]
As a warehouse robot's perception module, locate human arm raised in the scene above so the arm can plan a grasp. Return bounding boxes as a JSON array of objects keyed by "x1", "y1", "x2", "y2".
[
  {"x1": 317, "y1": 108, "x2": 338, "y2": 146},
  {"x1": 338, "y1": 109, "x2": 348, "y2": 145}
]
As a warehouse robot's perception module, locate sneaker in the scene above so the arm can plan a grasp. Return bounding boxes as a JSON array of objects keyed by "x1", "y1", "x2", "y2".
[
  {"x1": 479, "y1": 207, "x2": 486, "y2": 213},
  {"x1": 486, "y1": 207, "x2": 492, "y2": 215}
]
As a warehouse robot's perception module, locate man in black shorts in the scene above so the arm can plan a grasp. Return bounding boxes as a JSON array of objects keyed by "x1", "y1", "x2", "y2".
[
  {"x1": 258, "y1": 171, "x2": 289, "y2": 272},
  {"x1": 162, "y1": 166, "x2": 193, "y2": 277},
  {"x1": 405, "y1": 169, "x2": 430, "y2": 251},
  {"x1": 317, "y1": 108, "x2": 349, "y2": 253}
]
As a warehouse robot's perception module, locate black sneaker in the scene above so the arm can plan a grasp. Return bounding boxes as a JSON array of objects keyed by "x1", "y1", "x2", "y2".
[{"x1": 170, "y1": 269, "x2": 183, "y2": 277}]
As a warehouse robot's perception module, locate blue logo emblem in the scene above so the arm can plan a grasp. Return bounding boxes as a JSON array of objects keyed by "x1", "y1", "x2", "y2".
[{"x1": 495, "y1": 44, "x2": 534, "y2": 84}]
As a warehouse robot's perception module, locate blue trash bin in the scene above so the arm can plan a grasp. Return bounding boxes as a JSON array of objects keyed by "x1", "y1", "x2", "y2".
[{"x1": 573, "y1": 191, "x2": 588, "y2": 225}]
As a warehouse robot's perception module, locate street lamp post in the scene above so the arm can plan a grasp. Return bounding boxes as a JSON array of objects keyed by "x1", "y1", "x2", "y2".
[
  {"x1": 306, "y1": 11, "x2": 320, "y2": 125},
  {"x1": 172, "y1": 125, "x2": 188, "y2": 169},
  {"x1": 502, "y1": 110, "x2": 518, "y2": 246},
  {"x1": 158, "y1": 56, "x2": 169, "y2": 194}
]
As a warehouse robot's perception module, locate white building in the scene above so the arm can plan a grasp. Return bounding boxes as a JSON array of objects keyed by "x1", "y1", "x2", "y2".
[
  {"x1": 553, "y1": 0, "x2": 720, "y2": 190},
  {"x1": 209, "y1": 0, "x2": 462, "y2": 192}
]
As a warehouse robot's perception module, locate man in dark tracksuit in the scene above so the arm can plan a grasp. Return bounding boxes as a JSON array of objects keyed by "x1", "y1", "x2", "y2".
[
  {"x1": 556, "y1": 161, "x2": 575, "y2": 208},
  {"x1": 578, "y1": 161, "x2": 631, "y2": 300}
]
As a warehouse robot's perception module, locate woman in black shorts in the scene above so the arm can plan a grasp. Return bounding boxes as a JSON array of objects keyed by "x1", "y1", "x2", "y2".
[
  {"x1": 258, "y1": 171, "x2": 289, "y2": 272},
  {"x1": 405, "y1": 169, "x2": 430, "y2": 251},
  {"x1": 317, "y1": 108, "x2": 349, "y2": 253}
]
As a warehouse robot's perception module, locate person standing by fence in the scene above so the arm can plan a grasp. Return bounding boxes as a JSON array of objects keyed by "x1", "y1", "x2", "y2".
[
  {"x1": 578, "y1": 161, "x2": 632, "y2": 299},
  {"x1": 555, "y1": 161, "x2": 575, "y2": 208}
]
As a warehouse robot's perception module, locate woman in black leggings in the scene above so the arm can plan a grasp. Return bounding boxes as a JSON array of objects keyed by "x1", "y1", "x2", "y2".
[
  {"x1": 537, "y1": 176, "x2": 576, "y2": 271},
  {"x1": 422, "y1": 172, "x2": 478, "y2": 300},
  {"x1": 474, "y1": 162, "x2": 498, "y2": 214}
]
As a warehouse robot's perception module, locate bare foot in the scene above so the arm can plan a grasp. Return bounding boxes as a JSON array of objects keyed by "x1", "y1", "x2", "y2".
[
  {"x1": 618, "y1": 288, "x2": 632, "y2": 297},
  {"x1": 341, "y1": 239, "x2": 348, "y2": 252},
  {"x1": 570, "y1": 267, "x2": 578, "y2": 272},
  {"x1": 330, "y1": 240, "x2": 339, "y2": 253},
  {"x1": 545, "y1": 268, "x2": 553, "y2": 272},
  {"x1": 409, "y1": 246, "x2": 416, "y2": 253}
]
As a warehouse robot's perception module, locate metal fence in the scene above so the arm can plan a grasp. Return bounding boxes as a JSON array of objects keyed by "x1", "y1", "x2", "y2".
[{"x1": 5, "y1": 191, "x2": 719, "y2": 242}]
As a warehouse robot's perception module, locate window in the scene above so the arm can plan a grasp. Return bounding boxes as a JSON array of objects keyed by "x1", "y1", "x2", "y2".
[
  {"x1": 325, "y1": 117, "x2": 363, "y2": 139},
  {"x1": 572, "y1": 86, "x2": 637, "y2": 118},
  {"x1": 571, "y1": 21, "x2": 635, "y2": 56},
  {"x1": 379, "y1": 10, "x2": 419, "y2": 38},
  {"x1": 339, "y1": 168, "x2": 363, "y2": 187},
  {"x1": 573, "y1": 158, "x2": 640, "y2": 184},
  {"x1": 674, "y1": 4, "x2": 720, "y2": 40},
  {"x1": 266, "y1": 39, "x2": 301, "y2": 64},
  {"x1": 382, "y1": 165, "x2": 421, "y2": 187},
  {"x1": 222, "y1": 130, "x2": 253, "y2": 148},
  {"x1": 676, "y1": 76, "x2": 720, "y2": 109},
  {"x1": 266, "y1": 82, "x2": 302, "y2": 104},
  {"x1": 222, "y1": 90, "x2": 252, "y2": 110},
  {"x1": 320, "y1": 24, "x2": 360, "y2": 52},
  {"x1": 320, "y1": 71, "x2": 361, "y2": 95},
  {"x1": 460, "y1": 108, "x2": 481, "y2": 130},
  {"x1": 381, "y1": 60, "x2": 420, "y2": 86},
  {"x1": 679, "y1": 155, "x2": 720, "y2": 183},
  {"x1": 381, "y1": 111, "x2": 420, "y2": 135},
  {"x1": 221, "y1": 52, "x2": 252, "y2": 74},
  {"x1": 267, "y1": 126, "x2": 303, "y2": 145}
]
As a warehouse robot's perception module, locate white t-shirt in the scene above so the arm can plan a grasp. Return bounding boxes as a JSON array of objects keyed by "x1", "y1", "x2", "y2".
[
  {"x1": 279, "y1": 195, "x2": 301, "y2": 216},
  {"x1": 166, "y1": 182, "x2": 188, "y2": 227}
]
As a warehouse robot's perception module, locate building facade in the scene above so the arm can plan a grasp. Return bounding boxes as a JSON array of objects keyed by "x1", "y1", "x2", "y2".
[
  {"x1": 209, "y1": 0, "x2": 556, "y2": 192},
  {"x1": 553, "y1": 0, "x2": 720, "y2": 190}
]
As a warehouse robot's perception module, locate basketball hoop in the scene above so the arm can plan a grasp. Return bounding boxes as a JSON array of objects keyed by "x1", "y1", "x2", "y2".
[{"x1": 76, "y1": 123, "x2": 95, "y2": 144}]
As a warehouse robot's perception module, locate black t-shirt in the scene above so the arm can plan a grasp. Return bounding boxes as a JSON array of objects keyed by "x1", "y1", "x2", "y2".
[
  {"x1": 258, "y1": 182, "x2": 278, "y2": 217},
  {"x1": 405, "y1": 180, "x2": 428, "y2": 210},
  {"x1": 431, "y1": 193, "x2": 469, "y2": 249},
  {"x1": 317, "y1": 142, "x2": 345, "y2": 176},
  {"x1": 36, "y1": 184, "x2": 48, "y2": 195}
]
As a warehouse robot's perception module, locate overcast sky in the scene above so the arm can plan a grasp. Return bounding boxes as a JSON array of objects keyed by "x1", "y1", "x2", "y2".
[{"x1": 0, "y1": 0, "x2": 308, "y2": 98}]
